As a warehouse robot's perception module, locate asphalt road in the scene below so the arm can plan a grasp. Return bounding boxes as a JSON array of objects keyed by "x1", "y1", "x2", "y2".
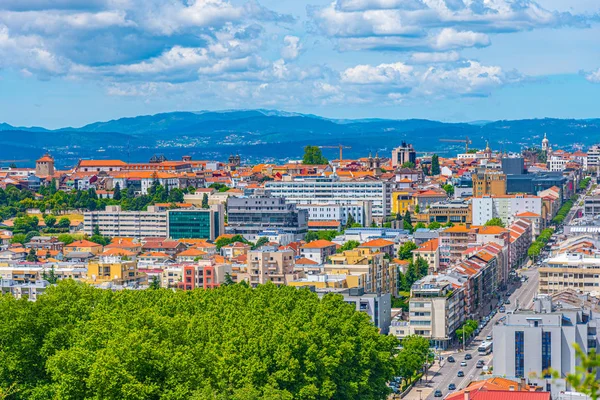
[{"x1": 423, "y1": 266, "x2": 539, "y2": 399}]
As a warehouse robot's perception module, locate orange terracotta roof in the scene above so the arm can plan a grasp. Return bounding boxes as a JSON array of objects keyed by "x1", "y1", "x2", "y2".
[
  {"x1": 307, "y1": 220, "x2": 341, "y2": 228},
  {"x1": 415, "y1": 238, "x2": 439, "y2": 252},
  {"x1": 516, "y1": 211, "x2": 540, "y2": 217},
  {"x1": 478, "y1": 226, "x2": 508, "y2": 235},
  {"x1": 302, "y1": 239, "x2": 337, "y2": 249},
  {"x1": 360, "y1": 238, "x2": 395, "y2": 247},
  {"x1": 140, "y1": 252, "x2": 170, "y2": 258},
  {"x1": 177, "y1": 248, "x2": 208, "y2": 257},
  {"x1": 79, "y1": 160, "x2": 127, "y2": 167},
  {"x1": 295, "y1": 257, "x2": 319, "y2": 265},
  {"x1": 66, "y1": 239, "x2": 102, "y2": 248},
  {"x1": 443, "y1": 225, "x2": 471, "y2": 233}
]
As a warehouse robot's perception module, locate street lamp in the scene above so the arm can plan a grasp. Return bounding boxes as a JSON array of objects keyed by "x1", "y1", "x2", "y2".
[{"x1": 417, "y1": 389, "x2": 423, "y2": 400}]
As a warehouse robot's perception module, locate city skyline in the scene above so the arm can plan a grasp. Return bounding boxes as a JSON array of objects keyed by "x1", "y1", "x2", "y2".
[{"x1": 1, "y1": 0, "x2": 600, "y2": 128}]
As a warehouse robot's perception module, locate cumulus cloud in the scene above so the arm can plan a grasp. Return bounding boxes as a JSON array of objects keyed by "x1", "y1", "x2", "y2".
[
  {"x1": 409, "y1": 51, "x2": 460, "y2": 64},
  {"x1": 341, "y1": 62, "x2": 413, "y2": 84},
  {"x1": 309, "y1": 0, "x2": 593, "y2": 52},
  {"x1": 281, "y1": 36, "x2": 301, "y2": 60},
  {"x1": 585, "y1": 68, "x2": 600, "y2": 83}
]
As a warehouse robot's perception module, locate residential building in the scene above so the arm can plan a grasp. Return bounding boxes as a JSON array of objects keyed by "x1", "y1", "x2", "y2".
[
  {"x1": 226, "y1": 193, "x2": 308, "y2": 241},
  {"x1": 358, "y1": 238, "x2": 395, "y2": 257},
  {"x1": 473, "y1": 169, "x2": 507, "y2": 197},
  {"x1": 584, "y1": 196, "x2": 600, "y2": 218},
  {"x1": 296, "y1": 201, "x2": 372, "y2": 226},
  {"x1": 300, "y1": 240, "x2": 337, "y2": 264},
  {"x1": 391, "y1": 190, "x2": 413, "y2": 215},
  {"x1": 472, "y1": 194, "x2": 542, "y2": 227},
  {"x1": 413, "y1": 190, "x2": 448, "y2": 209},
  {"x1": 509, "y1": 219, "x2": 533, "y2": 269},
  {"x1": 539, "y1": 252, "x2": 600, "y2": 294},
  {"x1": 416, "y1": 200, "x2": 471, "y2": 225},
  {"x1": 413, "y1": 238, "x2": 439, "y2": 272},
  {"x1": 493, "y1": 294, "x2": 600, "y2": 395},
  {"x1": 265, "y1": 176, "x2": 394, "y2": 219},
  {"x1": 178, "y1": 260, "x2": 232, "y2": 290},
  {"x1": 239, "y1": 249, "x2": 298, "y2": 287},
  {"x1": 391, "y1": 142, "x2": 416, "y2": 168},
  {"x1": 84, "y1": 205, "x2": 168, "y2": 238},
  {"x1": 0, "y1": 279, "x2": 50, "y2": 301},
  {"x1": 446, "y1": 378, "x2": 549, "y2": 400},
  {"x1": 64, "y1": 239, "x2": 103, "y2": 256},
  {"x1": 515, "y1": 211, "x2": 543, "y2": 237},
  {"x1": 548, "y1": 155, "x2": 568, "y2": 172},
  {"x1": 86, "y1": 256, "x2": 146, "y2": 285},
  {"x1": 439, "y1": 225, "x2": 473, "y2": 268},
  {"x1": 327, "y1": 248, "x2": 397, "y2": 295},
  {"x1": 587, "y1": 144, "x2": 600, "y2": 172}
]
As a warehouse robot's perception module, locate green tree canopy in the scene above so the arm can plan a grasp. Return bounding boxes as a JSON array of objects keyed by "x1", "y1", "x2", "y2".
[
  {"x1": 398, "y1": 241, "x2": 418, "y2": 260},
  {"x1": 0, "y1": 280, "x2": 401, "y2": 400},
  {"x1": 484, "y1": 217, "x2": 505, "y2": 227},
  {"x1": 401, "y1": 162, "x2": 415, "y2": 169},
  {"x1": 337, "y1": 240, "x2": 360, "y2": 253},
  {"x1": 302, "y1": 145, "x2": 328, "y2": 165},
  {"x1": 431, "y1": 154, "x2": 440, "y2": 175},
  {"x1": 442, "y1": 184, "x2": 454, "y2": 197}
]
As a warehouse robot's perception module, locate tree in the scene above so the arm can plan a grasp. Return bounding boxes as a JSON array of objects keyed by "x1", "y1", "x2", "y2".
[
  {"x1": 414, "y1": 204, "x2": 420, "y2": 214},
  {"x1": 337, "y1": 240, "x2": 360, "y2": 253},
  {"x1": 565, "y1": 344, "x2": 600, "y2": 400},
  {"x1": 8, "y1": 162, "x2": 16, "y2": 168},
  {"x1": 10, "y1": 233, "x2": 27, "y2": 245},
  {"x1": 168, "y1": 188, "x2": 184, "y2": 203},
  {"x1": 201, "y1": 193, "x2": 209, "y2": 209},
  {"x1": 345, "y1": 214, "x2": 356, "y2": 229},
  {"x1": 431, "y1": 154, "x2": 440, "y2": 175},
  {"x1": 484, "y1": 217, "x2": 505, "y2": 228},
  {"x1": 414, "y1": 222, "x2": 426, "y2": 230},
  {"x1": 149, "y1": 276, "x2": 160, "y2": 290},
  {"x1": 427, "y1": 221, "x2": 441, "y2": 230},
  {"x1": 401, "y1": 161, "x2": 415, "y2": 169},
  {"x1": 398, "y1": 241, "x2": 418, "y2": 260},
  {"x1": 44, "y1": 215, "x2": 56, "y2": 228},
  {"x1": 305, "y1": 231, "x2": 319, "y2": 243},
  {"x1": 57, "y1": 217, "x2": 70, "y2": 229},
  {"x1": 253, "y1": 237, "x2": 269, "y2": 249},
  {"x1": 26, "y1": 248, "x2": 38, "y2": 262},
  {"x1": 24, "y1": 231, "x2": 40, "y2": 243},
  {"x1": 0, "y1": 281, "x2": 400, "y2": 400},
  {"x1": 442, "y1": 184, "x2": 454, "y2": 197},
  {"x1": 57, "y1": 234, "x2": 75, "y2": 245},
  {"x1": 403, "y1": 210, "x2": 412, "y2": 226},
  {"x1": 223, "y1": 272, "x2": 235, "y2": 286},
  {"x1": 302, "y1": 145, "x2": 328, "y2": 165},
  {"x1": 113, "y1": 182, "x2": 122, "y2": 200}
]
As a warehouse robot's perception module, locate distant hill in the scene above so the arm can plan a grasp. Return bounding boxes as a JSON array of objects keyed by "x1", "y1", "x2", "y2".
[{"x1": 0, "y1": 110, "x2": 598, "y2": 168}]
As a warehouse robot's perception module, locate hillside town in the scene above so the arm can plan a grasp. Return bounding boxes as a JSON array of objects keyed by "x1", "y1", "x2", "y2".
[{"x1": 0, "y1": 136, "x2": 599, "y2": 399}]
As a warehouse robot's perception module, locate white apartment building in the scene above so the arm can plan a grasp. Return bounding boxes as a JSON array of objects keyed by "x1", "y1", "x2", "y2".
[
  {"x1": 539, "y1": 252, "x2": 600, "y2": 294},
  {"x1": 84, "y1": 205, "x2": 168, "y2": 238},
  {"x1": 472, "y1": 194, "x2": 542, "y2": 227},
  {"x1": 265, "y1": 177, "x2": 394, "y2": 219},
  {"x1": 296, "y1": 202, "x2": 372, "y2": 226},
  {"x1": 547, "y1": 156, "x2": 568, "y2": 172},
  {"x1": 587, "y1": 144, "x2": 600, "y2": 172}
]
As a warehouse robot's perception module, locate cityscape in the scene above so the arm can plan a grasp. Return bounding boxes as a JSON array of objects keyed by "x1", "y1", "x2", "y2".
[{"x1": 1, "y1": 0, "x2": 600, "y2": 399}]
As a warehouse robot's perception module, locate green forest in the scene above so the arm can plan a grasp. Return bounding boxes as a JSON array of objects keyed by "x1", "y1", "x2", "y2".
[{"x1": 0, "y1": 280, "x2": 415, "y2": 400}]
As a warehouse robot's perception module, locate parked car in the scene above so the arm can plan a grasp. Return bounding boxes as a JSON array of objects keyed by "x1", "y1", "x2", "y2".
[
  {"x1": 505, "y1": 299, "x2": 511, "y2": 305},
  {"x1": 486, "y1": 335, "x2": 493, "y2": 341},
  {"x1": 447, "y1": 356, "x2": 455, "y2": 363},
  {"x1": 435, "y1": 390, "x2": 443, "y2": 397},
  {"x1": 465, "y1": 353, "x2": 472, "y2": 360},
  {"x1": 449, "y1": 383, "x2": 456, "y2": 390},
  {"x1": 458, "y1": 371, "x2": 465, "y2": 377},
  {"x1": 499, "y1": 306, "x2": 506, "y2": 313}
]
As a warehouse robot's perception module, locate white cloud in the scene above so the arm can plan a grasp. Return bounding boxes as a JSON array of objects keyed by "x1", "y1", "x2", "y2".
[
  {"x1": 341, "y1": 62, "x2": 413, "y2": 84},
  {"x1": 434, "y1": 28, "x2": 490, "y2": 50},
  {"x1": 281, "y1": 35, "x2": 301, "y2": 60},
  {"x1": 585, "y1": 68, "x2": 600, "y2": 83},
  {"x1": 410, "y1": 51, "x2": 460, "y2": 64}
]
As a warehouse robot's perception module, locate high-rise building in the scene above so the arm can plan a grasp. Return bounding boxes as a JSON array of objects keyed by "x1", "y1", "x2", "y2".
[
  {"x1": 391, "y1": 142, "x2": 416, "y2": 168},
  {"x1": 587, "y1": 144, "x2": 600, "y2": 172},
  {"x1": 472, "y1": 169, "x2": 507, "y2": 197}
]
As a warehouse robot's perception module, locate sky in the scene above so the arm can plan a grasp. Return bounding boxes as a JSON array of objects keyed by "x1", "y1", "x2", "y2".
[{"x1": 1, "y1": 0, "x2": 600, "y2": 128}]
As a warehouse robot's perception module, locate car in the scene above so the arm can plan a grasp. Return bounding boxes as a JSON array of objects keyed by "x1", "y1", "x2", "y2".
[
  {"x1": 486, "y1": 335, "x2": 493, "y2": 341},
  {"x1": 435, "y1": 390, "x2": 443, "y2": 397},
  {"x1": 505, "y1": 299, "x2": 511, "y2": 305},
  {"x1": 448, "y1": 383, "x2": 456, "y2": 391},
  {"x1": 457, "y1": 371, "x2": 465, "y2": 377},
  {"x1": 499, "y1": 306, "x2": 506, "y2": 313},
  {"x1": 465, "y1": 353, "x2": 472, "y2": 360},
  {"x1": 447, "y1": 356, "x2": 455, "y2": 363},
  {"x1": 460, "y1": 361, "x2": 467, "y2": 367},
  {"x1": 476, "y1": 362, "x2": 484, "y2": 369}
]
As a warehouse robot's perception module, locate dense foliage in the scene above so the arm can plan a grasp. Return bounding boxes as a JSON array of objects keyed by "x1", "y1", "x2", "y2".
[
  {"x1": 430, "y1": 155, "x2": 440, "y2": 176},
  {"x1": 455, "y1": 319, "x2": 479, "y2": 342},
  {"x1": 579, "y1": 177, "x2": 591, "y2": 191},
  {"x1": 484, "y1": 218, "x2": 505, "y2": 228},
  {"x1": 398, "y1": 257, "x2": 429, "y2": 292},
  {"x1": 305, "y1": 230, "x2": 341, "y2": 243},
  {"x1": 552, "y1": 197, "x2": 575, "y2": 225},
  {"x1": 302, "y1": 146, "x2": 328, "y2": 165},
  {"x1": 0, "y1": 281, "x2": 401, "y2": 400},
  {"x1": 527, "y1": 228, "x2": 554, "y2": 260}
]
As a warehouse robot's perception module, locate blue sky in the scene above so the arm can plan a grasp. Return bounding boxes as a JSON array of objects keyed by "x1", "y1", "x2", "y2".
[{"x1": 0, "y1": 0, "x2": 599, "y2": 128}]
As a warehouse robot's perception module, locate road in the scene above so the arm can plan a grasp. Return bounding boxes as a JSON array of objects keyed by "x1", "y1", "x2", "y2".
[{"x1": 403, "y1": 266, "x2": 539, "y2": 400}]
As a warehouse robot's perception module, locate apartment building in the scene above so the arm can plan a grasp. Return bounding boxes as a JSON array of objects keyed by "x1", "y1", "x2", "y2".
[
  {"x1": 296, "y1": 201, "x2": 372, "y2": 226},
  {"x1": 391, "y1": 142, "x2": 416, "y2": 168},
  {"x1": 178, "y1": 260, "x2": 232, "y2": 291},
  {"x1": 584, "y1": 196, "x2": 600, "y2": 218},
  {"x1": 226, "y1": 194, "x2": 308, "y2": 241},
  {"x1": 587, "y1": 144, "x2": 600, "y2": 172},
  {"x1": 300, "y1": 240, "x2": 338, "y2": 264},
  {"x1": 547, "y1": 155, "x2": 568, "y2": 172},
  {"x1": 412, "y1": 238, "x2": 439, "y2": 272},
  {"x1": 539, "y1": 252, "x2": 600, "y2": 294},
  {"x1": 472, "y1": 169, "x2": 507, "y2": 196},
  {"x1": 416, "y1": 200, "x2": 472, "y2": 226},
  {"x1": 493, "y1": 294, "x2": 600, "y2": 395},
  {"x1": 439, "y1": 225, "x2": 473, "y2": 268},
  {"x1": 509, "y1": 219, "x2": 533, "y2": 269},
  {"x1": 239, "y1": 249, "x2": 299, "y2": 287},
  {"x1": 86, "y1": 255, "x2": 146, "y2": 286},
  {"x1": 472, "y1": 194, "x2": 542, "y2": 227},
  {"x1": 265, "y1": 176, "x2": 394, "y2": 219}
]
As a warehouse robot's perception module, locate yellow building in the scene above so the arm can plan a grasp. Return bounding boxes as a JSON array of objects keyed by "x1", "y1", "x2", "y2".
[
  {"x1": 472, "y1": 169, "x2": 507, "y2": 197},
  {"x1": 86, "y1": 259, "x2": 145, "y2": 285},
  {"x1": 391, "y1": 190, "x2": 413, "y2": 215},
  {"x1": 327, "y1": 248, "x2": 397, "y2": 295},
  {"x1": 64, "y1": 239, "x2": 103, "y2": 255}
]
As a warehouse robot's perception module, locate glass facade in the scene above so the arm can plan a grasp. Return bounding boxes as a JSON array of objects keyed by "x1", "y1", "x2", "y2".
[
  {"x1": 542, "y1": 331, "x2": 551, "y2": 377},
  {"x1": 515, "y1": 331, "x2": 525, "y2": 377},
  {"x1": 168, "y1": 211, "x2": 212, "y2": 239}
]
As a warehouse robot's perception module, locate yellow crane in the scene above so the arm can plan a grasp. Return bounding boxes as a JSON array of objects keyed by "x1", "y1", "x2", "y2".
[
  {"x1": 439, "y1": 136, "x2": 472, "y2": 153},
  {"x1": 318, "y1": 144, "x2": 352, "y2": 161}
]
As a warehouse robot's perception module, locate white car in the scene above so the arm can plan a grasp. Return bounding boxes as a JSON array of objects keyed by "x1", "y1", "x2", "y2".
[
  {"x1": 460, "y1": 361, "x2": 467, "y2": 367},
  {"x1": 486, "y1": 335, "x2": 492, "y2": 341}
]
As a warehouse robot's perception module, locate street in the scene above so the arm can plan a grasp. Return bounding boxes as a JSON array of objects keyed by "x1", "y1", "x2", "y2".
[{"x1": 403, "y1": 266, "x2": 539, "y2": 400}]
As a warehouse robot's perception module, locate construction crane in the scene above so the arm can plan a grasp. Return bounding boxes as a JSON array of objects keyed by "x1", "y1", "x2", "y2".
[
  {"x1": 439, "y1": 136, "x2": 472, "y2": 153},
  {"x1": 318, "y1": 144, "x2": 352, "y2": 161}
]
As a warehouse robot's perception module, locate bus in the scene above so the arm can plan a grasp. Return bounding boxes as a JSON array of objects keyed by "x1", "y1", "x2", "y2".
[{"x1": 478, "y1": 341, "x2": 493, "y2": 355}]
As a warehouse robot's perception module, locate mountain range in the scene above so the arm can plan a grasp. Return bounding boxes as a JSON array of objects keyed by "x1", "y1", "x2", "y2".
[{"x1": 0, "y1": 110, "x2": 598, "y2": 168}]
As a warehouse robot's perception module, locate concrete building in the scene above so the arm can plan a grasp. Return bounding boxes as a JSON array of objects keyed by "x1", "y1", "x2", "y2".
[
  {"x1": 472, "y1": 194, "x2": 542, "y2": 227},
  {"x1": 35, "y1": 153, "x2": 55, "y2": 177},
  {"x1": 391, "y1": 142, "x2": 416, "y2": 168},
  {"x1": 265, "y1": 176, "x2": 394, "y2": 219},
  {"x1": 412, "y1": 238, "x2": 439, "y2": 272},
  {"x1": 300, "y1": 240, "x2": 337, "y2": 264},
  {"x1": 239, "y1": 249, "x2": 298, "y2": 287},
  {"x1": 473, "y1": 169, "x2": 507, "y2": 197},
  {"x1": 587, "y1": 144, "x2": 600, "y2": 173},
  {"x1": 539, "y1": 252, "x2": 600, "y2": 295},
  {"x1": 584, "y1": 196, "x2": 600, "y2": 218},
  {"x1": 166, "y1": 205, "x2": 224, "y2": 240},
  {"x1": 417, "y1": 200, "x2": 471, "y2": 226},
  {"x1": 84, "y1": 205, "x2": 167, "y2": 238},
  {"x1": 178, "y1": 260, "x2": 232, "y2": 290},
  {"x1": 502, "y1": 157, "x2": 526, "y2": 175},
  {"x1": 226, "y1": 193, "x2": 308, "y2": 241},
  {"x1": 548, "y1": 155, "x2": 568, "y2": 172},
  {"x1": 439, "y1": 225, "x2": 473, "y2": 268},
  {"x1": 493, "y1": 294, "x2": 600, "y2": 395},
  {"x1": 296, "y1": 201, "x2": 372, "y2": 226}
]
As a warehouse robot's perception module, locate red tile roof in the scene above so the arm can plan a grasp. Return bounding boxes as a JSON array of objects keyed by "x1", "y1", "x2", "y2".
[
  {"x1": 360, "y1": 238, "x2": 395, "y2": 247},
  {"x1": 302, "y1": 239, "x2": 337, "y2": 249}
]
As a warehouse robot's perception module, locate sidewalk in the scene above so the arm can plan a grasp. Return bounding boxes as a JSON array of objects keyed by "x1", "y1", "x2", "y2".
[{"x1": 401, "y1": 362, "x2": 443, "y2": 400}]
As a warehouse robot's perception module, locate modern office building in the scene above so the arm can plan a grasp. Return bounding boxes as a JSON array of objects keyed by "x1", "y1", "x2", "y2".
[
  {"x1": 501, "y1": 157, "x2": 526, "y2": 175},
  {"x1": 587, "y1": 144, "x2": 600, "y2": 172},
  {"x1": 472, "y1": 194, "x2": 542, "y2": 227},
  {"x1": 265, "y1": 176, "x2": 394, "y2": 219},
  {"x1": 493, "y1": 294, "x2": 600, "y2": 395},
  {"x1": 506, "y1": 173, "x2": 567, "y2": 196},
  {"x1": 391, "y1": 142, "x2": 416, "y2": 168},
  {"x1": 166, "y1": 205, "x2": 224, "y2": 240},
  {"x1": 226, "y1": 193, "x2": 308, "y2": 241}
]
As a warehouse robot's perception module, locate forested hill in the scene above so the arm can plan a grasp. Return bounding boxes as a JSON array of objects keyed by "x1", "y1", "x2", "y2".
[{"x1": 0, "y1": 110, "x2": 598, "y2": 167}]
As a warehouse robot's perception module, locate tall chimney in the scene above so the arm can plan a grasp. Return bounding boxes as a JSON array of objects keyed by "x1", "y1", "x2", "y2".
[
  {"x1": 464, "y1": 390, "x2": 470, "y2": 400},
  {"x1": 518, "y1": 378, "x2": 526, "y2": 391}
]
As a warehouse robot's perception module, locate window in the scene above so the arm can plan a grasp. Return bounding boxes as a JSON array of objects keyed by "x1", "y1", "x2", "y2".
[
  {"x1": 542, "y1": 331, "x2": 551, "y2": 377},
  {"x1": 515, "y1": 331, "x2": 525, "y2": 378}
]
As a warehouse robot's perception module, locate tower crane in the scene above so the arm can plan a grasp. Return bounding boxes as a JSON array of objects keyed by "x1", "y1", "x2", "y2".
[
  {"x1": 439, "y1": 136, "x2": 472, "y2": 153},
  {"x1": 318, "y1": 144, "x2": 352, "y2": 161}
]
